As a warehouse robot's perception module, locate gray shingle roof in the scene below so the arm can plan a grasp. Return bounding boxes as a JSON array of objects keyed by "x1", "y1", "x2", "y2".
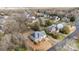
[{"x1": 31, "y1": 31, "x2": 46, "y2": 41}]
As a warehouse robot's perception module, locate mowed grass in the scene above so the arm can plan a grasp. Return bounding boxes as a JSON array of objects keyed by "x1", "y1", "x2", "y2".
[{"x1": 76, "y1": 39, "x2": 79, "y2": 48}]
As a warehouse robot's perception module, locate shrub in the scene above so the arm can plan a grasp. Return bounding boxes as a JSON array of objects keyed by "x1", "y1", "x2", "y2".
[
  {"x1": 0, "y1": 32, "x2": 4, "y2": 40},
  {"x1": 49, "y1": 32, "x2": 64, "y2": 40},
  {"x1": 76, "y1": 38, "x2": 79, "y2": 48},
  {"x1": 31, "y1": 22, "x2": 41, "y2": 31},
  {"x1": 45, "y1": 20, "x2": 54, "y2": 26},
  {"x1": 15, "y1": 45, "x2": 27, "y2": 51},
  {"x1": 49, "y1": 32, "x2": 59, "y2": 39},
  {"x1": 58, "y1": 34, "x2": 65, "y2": 40},
  {"x1": 70, "y1": 16, "x2": 75, "y2": 22}
]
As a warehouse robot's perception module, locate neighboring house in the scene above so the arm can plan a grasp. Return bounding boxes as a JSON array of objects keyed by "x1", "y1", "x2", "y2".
[
  {"x1": 61, "y1": 17, "x2": 70, "y2": 22},
  {"x1": 36, "y1": 11, "x2": 46, "y2": 17},
  {"x1": 30, "y1": 31, "x2": 46, "y2": 43},
  {"x1": 47, "y1": 23, "x2": 64, "y2": 33},
  {"x1": 43, "y1": 14, "x2": 48, "y2": 18},
  {"x1": 32, "y1": 18, "x2": 39, "y2": 23},
  {"x1": 47, "y1": 24, "x2": 57, "y2": 33},
  {"x1": 31, "y1": 16, "x2": 36, "y2": 20},
  {"x1": 57, "y1": 23, "x2": 64, "y2": 30},
  {"x1": 4, "y1": 16, "x2": 9, "y2": 19},
  {"x1": 25, "y1": 13, "x2": 38, "y2": 24},
  {"x1": 50, "y1": 16, "x2": 60, "y2": 22},
  {"x1": 36, "y1": 13, "x2": 44, "y2": 17},
  {"x1": 27, "y1": 18, "x2": 39, "y2": 24},
  {"x1": 26, "y1": 14, "x2": 30, "y2": 18},
  {"x1": 26, "y1": 13, "x2": 36, "y2": 20},
  {"x1": 43, "y1": 14, "x2": 50, "y2": 18},
  {"x1": 0, "y1": 16, "x2": 8, "y2": 33},
  {"x1": 0, "y1": 16, "x2": 6, "y2": 25}
]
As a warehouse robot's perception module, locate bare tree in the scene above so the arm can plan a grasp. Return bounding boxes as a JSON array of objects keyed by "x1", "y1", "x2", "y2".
[
  {"x1": 0, "y1": 34, "x2": 12, "y2": 50},
  {"x1": 3, "y1": 19, "x2": 20, "y2": 34}
]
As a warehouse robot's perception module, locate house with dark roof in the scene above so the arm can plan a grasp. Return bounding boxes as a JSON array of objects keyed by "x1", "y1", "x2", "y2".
[{"x1": 30, "y1": 31, "x2": 46, "y2": 43}]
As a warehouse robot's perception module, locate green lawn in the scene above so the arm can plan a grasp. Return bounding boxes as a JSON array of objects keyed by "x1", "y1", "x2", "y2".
[
  {"x1": 15, "y1": 45, "x2": 27, "y2": 51},
  {"x1": 76, "y1": 39, "x2": 79, "y2": 48}
]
